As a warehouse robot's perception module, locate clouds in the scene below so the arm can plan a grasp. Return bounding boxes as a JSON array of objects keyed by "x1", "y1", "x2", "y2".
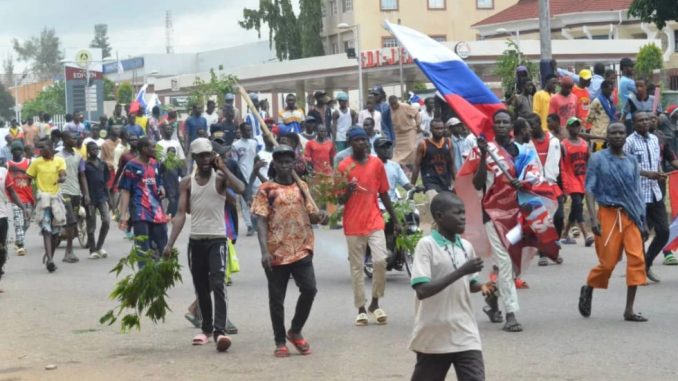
[{"x1": 0, "y1": 0, "x2": 294, "y2": 71}]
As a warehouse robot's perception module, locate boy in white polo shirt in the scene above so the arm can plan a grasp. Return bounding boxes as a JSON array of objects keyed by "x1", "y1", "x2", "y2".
[{"x1": 409, "y1": 192, "x2": 495, "y2": 381}]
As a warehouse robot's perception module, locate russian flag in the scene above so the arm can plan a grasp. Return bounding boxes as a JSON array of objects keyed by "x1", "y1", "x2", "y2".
[{"x1": 385, "y1": 21, "x2": 504, "y2": 139}]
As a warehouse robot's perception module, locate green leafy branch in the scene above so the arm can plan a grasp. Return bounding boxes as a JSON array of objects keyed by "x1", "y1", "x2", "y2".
[
  {"x1": 100, "y1": 237, "x2": 182, "y2": 333},
  {"x1": 385, "y1": 200, "x2": 423, "y2": 254},
  {"x1": 155, "y1": 144, "x2": 184, "y2": 171}
]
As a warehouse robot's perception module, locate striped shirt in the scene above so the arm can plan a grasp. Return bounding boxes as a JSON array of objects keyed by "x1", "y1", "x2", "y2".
[{"x1": 623, "y1": 131, "x2": 662, "y2": 203}]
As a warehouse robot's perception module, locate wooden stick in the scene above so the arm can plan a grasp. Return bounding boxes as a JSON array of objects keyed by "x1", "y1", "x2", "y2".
[{"x1": 236, "y1": 84, "x2": 319, "y2": 210}]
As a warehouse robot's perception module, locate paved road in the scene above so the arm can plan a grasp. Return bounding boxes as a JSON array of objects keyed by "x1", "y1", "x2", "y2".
[{"x1": 2, "y1": 219, "x2": 678, "y2": 381}]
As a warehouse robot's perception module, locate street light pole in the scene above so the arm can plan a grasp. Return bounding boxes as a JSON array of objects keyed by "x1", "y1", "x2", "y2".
[
  {"x1": 356, "y1": 24, "x2": 363, "y2": 109},
  {"x1": 13, "y1": 75, "x2": 19, "y2": 121},
  {"x1": 538, "y1": 0, "x2": 553, "y2": 86}
]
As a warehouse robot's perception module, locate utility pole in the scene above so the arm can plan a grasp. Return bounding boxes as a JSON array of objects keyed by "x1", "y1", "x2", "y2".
[
  {"x1": 538, "y1": 0, "x2": 553, "y2": 87},
  {"x1": 398, "y1": 18, "x2": 404, "y2": 98}
]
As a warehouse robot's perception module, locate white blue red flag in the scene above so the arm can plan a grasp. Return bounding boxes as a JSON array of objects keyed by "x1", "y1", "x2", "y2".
[{"x1": 384, "y1": 21, "x2": 504, "y2": 139}]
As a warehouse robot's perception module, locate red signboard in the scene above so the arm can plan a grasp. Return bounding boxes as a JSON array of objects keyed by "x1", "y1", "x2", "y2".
[
  {"x1": 65, "y1": 66, "x2": 103, "y2": 81},
  {"x1": 361, "y1": 47, "x2": 413, "y2": 69}
]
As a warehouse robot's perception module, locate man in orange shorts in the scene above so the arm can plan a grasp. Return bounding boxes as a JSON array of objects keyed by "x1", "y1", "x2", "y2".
[{"x1": 579, "y1": 122, "x2": 647, "y2": 322}]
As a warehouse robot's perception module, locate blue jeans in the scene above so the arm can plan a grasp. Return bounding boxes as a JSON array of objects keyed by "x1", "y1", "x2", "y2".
[{"x1": 132, "y1": 221, "x2": 168, "y2": 267}]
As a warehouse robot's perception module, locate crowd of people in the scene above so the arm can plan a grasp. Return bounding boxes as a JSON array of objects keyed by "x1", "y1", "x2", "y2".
[{"x1": 1, "y1": 54, "x2": 678, "y2": 380}]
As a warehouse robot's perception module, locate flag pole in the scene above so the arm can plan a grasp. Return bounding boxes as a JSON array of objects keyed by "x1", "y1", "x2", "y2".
[{"x1": 236, "y1": 84, "x2": 318, "y2": 210}]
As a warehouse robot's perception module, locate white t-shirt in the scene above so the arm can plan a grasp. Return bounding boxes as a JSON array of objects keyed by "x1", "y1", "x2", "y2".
[
  {"x1": 335, "y1": 108, "x2": 353, "y2": 142},
  {"x1": 0, "y1": 167, "x2": 10, "y2": 218},
  {"x1": 384, "y1": 160, "x2": 409, "y2": 201},
  {"x1": 232, "y1": 138, "x2": 258, "y2": 180},
  {"x1": 358, "y1": 109, "x2": 382, "y2": 131},
  {"x1": 409, "y1": 233, "x2": 481, "y2": 354},
  {"x1": 419, "y1": 109, "x2": 434, "y2": 133},
  {"x1": 157, "y1": 139, "x2": 186, "y2": 161},
  {"x1": 202, "y1": 112, "x2": 219, "y2": 129}
]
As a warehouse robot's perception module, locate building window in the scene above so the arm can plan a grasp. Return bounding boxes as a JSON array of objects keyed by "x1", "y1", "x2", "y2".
[
  {"x1": 321, "y1": 3, "x2": 326, "y2": 17},
  {"x1": 382, "y1": 37, "x2": 398, "y2": 48},
  {"x1": 428, "y1": 0, "x2": 445, "y2": 9},
  {"x1": 331, "y1": 43, "x2": 339, "y2": 54},
  {"x1": 430, "y1": 35, "x2": 447, "y2": 42},
  {"x1": 670, "y1": 75, "x2": 678, "y2": 91},
  {"x1": 380, "y1": 0, "x2": 398, "y2": 11},
  {"x1": 329, "y1": 0, "x2": 337, "y2": 15},
  {"x1": 476, "y1": 0, "x2": 493, "y2": 9},
  {"x1": 675, "y1": 30, "x2": 678, "y2": 52},
  {"x1": 344, "y1": 40, "x2": 355, "y2": 50},
  {"x1": 342, "y1": 0, "x2": 353, "y2": 12}
]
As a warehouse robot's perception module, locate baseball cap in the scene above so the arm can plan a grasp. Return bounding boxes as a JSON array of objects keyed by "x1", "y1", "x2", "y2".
[
  {"x1": 566, "y1": 117, "x2": 582, "y2": 126},
  {"x1": 347, "y1": 127, "x2": 368, "y2": 141},
  {"x1": 579, "y1": 69, "x2": 592, "y2": 80},
  {"x1": 445, "y1": 117, "x2": 461, "y2": 127},
  {"x1": 336, "y1": 91, "x2": 349, "y2": 101},
  {"x1": 304, "y1": 115, "x2": 317, "y2": 124},
  {"x1": 272, "y1": 144, "x2": 295, "y2": 159},
  {"x1": 370, "y1": 85, "x2": 384, "y2": 94},
  {"x1": 248, "y1": 92, "x2": 259, "y2": 101},
  {"x1": 620, "y1": 57, "x2": 634, "y2": 69},
  {"x1": 190, "y1": 137, "x2": 213, "y2": 154},
  {"x1": 516, "y1": 65, "x2": 528, "y2": 74},
  {"x1": 224, "y1": 92, "x2": 235, "y2": 101},
  {"x1": 560, "y1": 76, "x2": 574, "y2": 86},
  {"x1": 373, "y1": 137, "x2": 393, "y2": 148}
]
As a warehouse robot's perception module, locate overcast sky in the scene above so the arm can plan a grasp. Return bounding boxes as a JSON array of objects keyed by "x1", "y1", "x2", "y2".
[{"x1": 0, "y1": 0, "x2": 299, "y2": 71}]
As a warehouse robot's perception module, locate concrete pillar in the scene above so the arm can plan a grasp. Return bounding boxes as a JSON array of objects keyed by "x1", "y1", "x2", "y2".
[
  {"x1": 271, "y1": 91, "x2": 280, "y2": 119},
  {"x1": 295, "y1": 82, "x2": 306, "y2": 110}
]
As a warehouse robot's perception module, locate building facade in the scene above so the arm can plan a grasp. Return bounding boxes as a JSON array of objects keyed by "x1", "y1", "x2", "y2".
[{"x1": 320, "y1": 0, "x2": 515, "y2": 54}]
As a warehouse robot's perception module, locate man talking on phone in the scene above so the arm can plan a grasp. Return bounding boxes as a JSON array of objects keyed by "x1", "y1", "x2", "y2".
[{"x1": 164, "y1": 137, "x2": 245, "y2": 351}]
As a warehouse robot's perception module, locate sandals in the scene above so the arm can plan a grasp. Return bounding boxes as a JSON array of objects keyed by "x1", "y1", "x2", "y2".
[
  {"x1": 538, "y1": 257, "x2": 548, "y2": 266},
  {"x1": 215, "y1": 335, "x2": 231, "y2": 352},
  {"x1": 555, "y1": 256, "x2": 564, "y2": 265},
  {"x1": 624, "y1": 313, "x2": 648, "y2": 322},
  {"x1": 192, "y1": 333, "x2": 209, "y2": 346},
  {"x1": 274, "y1": 344, "x2": 290, "y2": 358},
  {"x1": 483, "y1": 306, "x2": 504, "y2": 323},
  {"x1": 561, "y1": 237, "x2": 577, "y2": 245},
  {"x1": 578, "y1": 285, "x2": 592, "y2": 318},
  {"x1": 355, "y1": 313, "x2": 368, "y2": 326},
  {"x1": 287, "y1": 332, "x2": 311, "y2": 355},
  {"x1": 369, "y1": 308, "x2": 388, "y2": 325},
  {"x1": 184, "y1": 313, "x2": 202, "y2": 329},
  {"x1": 502, "y1": 320, "x2": 523, "y2": 332},
  {"x1": 514, "y1": 278, "x2": 529, "y2": 289}
]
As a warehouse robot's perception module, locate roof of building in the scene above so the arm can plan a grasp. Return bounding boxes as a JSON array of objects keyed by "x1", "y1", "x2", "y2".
[{"x1": 473, "y1": 0, "x2": 633, "y2": 27}]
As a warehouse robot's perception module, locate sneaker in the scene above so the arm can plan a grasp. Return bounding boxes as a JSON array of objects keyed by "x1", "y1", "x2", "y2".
[
  {"x1": 16, "y1": 247, "x2": 26, "y2": 256},
  {"x1": 538, "y1": 257, "x2": 548, "y2": 266},
  {"x1": 63, "y1": 251, "x2": 79, "y2": 263},
  {"x1": 98, "y1": 249, "x2": 108, "y2": 258},
  {"x1": 88, "y1": 252, "x2": 101, "y2": 259},
  {"x1": 646, "y1": 268, "x2": 661, "y2": 283},
  {"x1": 246, "y1": 226, "x2": 255, "y2": 236},
  {"x1": 570, "y1": 226, "x2": 581, "y2": 238},
  {"x1": 663, "y1": 254, "x2": 678, "y2": 266}
]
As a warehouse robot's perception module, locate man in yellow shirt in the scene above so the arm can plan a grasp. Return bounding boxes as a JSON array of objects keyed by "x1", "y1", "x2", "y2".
[
  {"x1": 26, "y1": 138, "x2": 67, "y2": 273},
  {"x1": 533, "y1": 75, "x2": 558, "y2": 131}
]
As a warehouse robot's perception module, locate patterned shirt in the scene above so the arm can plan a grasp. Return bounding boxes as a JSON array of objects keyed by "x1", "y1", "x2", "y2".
[
  {"x1": 251, "y1": 181, "x2": 318, "y2": 266},
  {"x1": 118, "y1": 158, "x2": 168, "y2": 223},
  {"x1": 623, "y1": 132, "x2": 662, "y2": 203}
]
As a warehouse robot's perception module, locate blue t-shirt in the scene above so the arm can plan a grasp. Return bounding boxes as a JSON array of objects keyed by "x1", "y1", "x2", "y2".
[
  {"x1": 124, "y1": 124, "x2": 144, "y2": 138},
  {"x1": 185, "y1": 116, "x2": 208, "y2": 144},
  {"x1": 618, "y1": 76, "x2": 636, "y2": 111}
]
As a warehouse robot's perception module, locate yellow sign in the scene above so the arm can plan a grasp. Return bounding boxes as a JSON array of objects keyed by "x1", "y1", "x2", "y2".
[{"x1": 75, "y1": 49, "x2": 92, "y2": 68}]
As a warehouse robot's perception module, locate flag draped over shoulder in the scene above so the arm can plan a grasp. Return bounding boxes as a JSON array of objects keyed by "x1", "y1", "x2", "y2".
[{"x1": 384, "y1": 21, "x2": 505, "y2": 140}]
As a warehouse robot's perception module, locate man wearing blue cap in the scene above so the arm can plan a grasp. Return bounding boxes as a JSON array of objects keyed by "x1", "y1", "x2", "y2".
[
  {"x1": 338, "y1": 127, "x2": 400, "y2": 326},
  {"x1": 370, "y1": 85, "x2": 394, "y2": 142},
  {"x1": 332, "y1": 91, "x2": 358, "y2": 152}
]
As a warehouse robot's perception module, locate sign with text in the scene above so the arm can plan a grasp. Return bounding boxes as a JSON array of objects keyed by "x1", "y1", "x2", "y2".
[
  {"x1": 360, "y1": 47, "x2": 413, "y2": 69},
  {"x1": 65, "y1": 66, "x2": 103, "y2": 120}
]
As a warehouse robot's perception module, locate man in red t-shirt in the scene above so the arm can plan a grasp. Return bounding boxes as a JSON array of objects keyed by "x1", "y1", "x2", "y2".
[
  {"x1": 337, "y1": 127, "x2": 400, "y2": 326},
  {"x1": 549, "y1": 76, "x2": 577, "y2": 131},
  {"x1": 571, "y1": 69, "x2": 592, "y2": 131},
  {"x1": 7, "y1": 141, "x2": 34, "y2": 256}
]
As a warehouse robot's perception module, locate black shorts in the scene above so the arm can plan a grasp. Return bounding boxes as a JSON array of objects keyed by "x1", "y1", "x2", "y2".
[{"x1": 63, "y1": 195, "x2": 82, "y2": 226}]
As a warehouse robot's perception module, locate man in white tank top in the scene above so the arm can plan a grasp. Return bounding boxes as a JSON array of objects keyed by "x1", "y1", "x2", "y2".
[
  {"x1": 164, "y1": 138, "x2": 245, "y2": 352},
  {"x1": 332, "y1": 91, "x2": 358, "y2": 152}
]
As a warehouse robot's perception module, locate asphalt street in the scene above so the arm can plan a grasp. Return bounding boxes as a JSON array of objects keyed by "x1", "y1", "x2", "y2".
[{"x1": 2, "y1": 217, "x2": 678, "y2": 381}]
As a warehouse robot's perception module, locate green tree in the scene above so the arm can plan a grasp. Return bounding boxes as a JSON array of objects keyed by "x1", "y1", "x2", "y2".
[
  {"x1": 13, "y1": 28, "x2": 64, "y2": 81},
  {"x1": 241, "y1": 0, "x2": 326, "y2": 60},
  {"x1": 298, "y1": 0, "x2": 324, "y2": 58},
  {"x1": 116, "y1": 81, "x2": 134, "y2": 105},
  {"x1": 628, "y1": 0, "x2": 678, "y2": 30},
  {"x1": 0, "y1": 82, "x2": 15, "y2": 120},
  {"x1": 103, "y1": 77, "x2": 116, "y2": 101},
  {"x1": 189, "y1": 69, "x2": 238, "y2": 109},
  {"x1": 21, "y1": 81, "x2": 66, "y2": 119},
  {"x1": 90, "y1": 24, "x2": 112, "y2": 58},
  {"x1": 2, "y1": 55, "x2": 14, "y2": 87},
  {"x1": 635, "y1": 43, "x2": 664, "y2": 79},
  {"x1": 494, "y1": 40, "x2": 538, "y2": 100}
]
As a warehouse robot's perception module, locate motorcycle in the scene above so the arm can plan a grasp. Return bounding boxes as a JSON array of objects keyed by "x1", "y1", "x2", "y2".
[{"x1": 364, "y1": 187, "x2": 423, "y2": 279}]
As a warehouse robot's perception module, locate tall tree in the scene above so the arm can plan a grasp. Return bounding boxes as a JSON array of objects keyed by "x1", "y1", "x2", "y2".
[
  {"x1": 0, "y1": 82, "x2": 15, "y2": 120},
  {"x1": 2, "y1": 55, "x2": 14, "y2": 87},
  {"x1": 635, "y1": 44, "x2": 664, "y2": 78},
  {"x1": 628, "y1": 0, "x2": 678, "y2": 30},
  {"x1": 90, "y1": 24, "x2": 112, "y2": 58},
  {"x1": 12, "y1": 28, "x2": 64, "y2": 81},
  {"x1": 239, "y1": 0, "x2": 302, "y2": 60},
  {"x1": 298, "y1": 0, "x2": 324, "y2": 58}
]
